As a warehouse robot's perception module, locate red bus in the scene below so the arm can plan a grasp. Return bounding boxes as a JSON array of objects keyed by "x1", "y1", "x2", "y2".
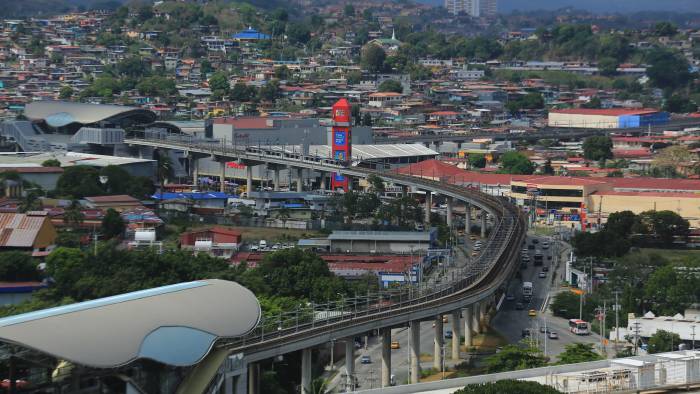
[{"x1": 569, "y1": 319, "x2": 590, "y2": 335}]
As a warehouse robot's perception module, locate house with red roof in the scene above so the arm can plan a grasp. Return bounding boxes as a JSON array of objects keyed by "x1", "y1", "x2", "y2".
[{"x1": 180, "y1": 226, "x2": 242, "y2": 258}]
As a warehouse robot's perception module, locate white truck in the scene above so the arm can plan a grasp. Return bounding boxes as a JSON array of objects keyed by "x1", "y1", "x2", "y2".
[{"x1": 523, "y1": 282, "x2": 533, "y2": 297}]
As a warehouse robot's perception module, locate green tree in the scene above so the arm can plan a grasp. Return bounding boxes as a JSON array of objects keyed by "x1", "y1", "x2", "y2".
[
  {"x1": 258, "y1": 79, "x2": 280, "y2": 102},
  {"x1": 286, "y1": 23, "x2": 311, "y2": 45},
  {"x1": 598, "y1": 57, "x2": 618, "y2": 77},
  {"x1": 636, "y1": 210, "x2": 689, "y2": 246},
  {"x1": 646, "y1": 48, "x2": 692, "y2": 90},
  {"x1": 582, "y1": 97, "x2": 602, "y2": 109},
  {"x1": 230, "y1": 83, "x2": 257, "y2": 102},
  {"x1": 101, "y1": 208, "x2": 125, "y2": 239},
  {"x1": 582, "y1": 136, "x2": 613, "y2": 161},
  {"x1": 541, "y1": 159, "x2": 555, "y2": 175},
  {"x1": 367, "y1": 174, "x2": 385, "y2": 195},
  {"x1": 41, "y1": 159, "x2": 61, "y2": 167},
  {"x1": 605, "y1": 211, "x2": 638, "y2": 238},
  {"x1": 136, "y1": 76, "x2": 177, "y2": 97},
  {"x1": 56, "y1": 166, "x2": 103, "y2": 199},
  {"x1": 654, "y1": 22, "x2": 678, "y2": 37},
  {"x1": 361, "y1": 44, "x2": 386, "y2": 74},
  {"x1": 378, "y1": 79, "x2": 403, "y2": 93},
  {"x1": 208, "y1": 71, "x2": 230, "y2": 97},
  {"x1": 63, "y1": 200, "x2": 85, "y2": 229},
  {"x1": 362, "y1": 113, "x2": 373, "y2": 126},
  {"x1": 644, "y1": 265, "x2": 696, "y2": 315},
  {"x1": 647, "y1": 329, "x2": 681, "y2": 354},
  {"x1": 55, "y1": 232, "x2": 81, "y2": 248},
  {"x1": 664, "y1": 95, "x2": 697, "y2": 113},
  {"x1": 468, "y1": 154, "x2": 486, "y2": 169},
  {"x1": 58, "y1": 86, "x2": 73, "y2": 99},
  {"x1": 344, "y1": 4, "x2": 355, "y2": 17},
  {"x1": 499, "y1": 152, "x2": 535, "y2": 175},
  {"x1": 485, "y1": 344, "x2": 547, "y2": 373},
  {"x1": 454, "y1": 380, "x2": 562, "y2": 394},
  {"x1": 0, "y1": 251, "x2": 39, "y2": 281},
  {"x1": 557, "y1": 343, "x2": 603, "y2": 364}
]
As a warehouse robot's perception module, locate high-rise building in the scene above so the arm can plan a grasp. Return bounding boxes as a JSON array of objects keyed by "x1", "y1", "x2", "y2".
[
  {"x1": 479, "y1": 0, "x2": 498, "y2": 16},
  {"x1": 445, "y1": 0, "x2": 494, "y2": 17}
]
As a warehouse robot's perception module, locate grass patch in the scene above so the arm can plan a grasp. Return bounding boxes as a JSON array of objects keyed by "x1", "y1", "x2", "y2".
[{"x1": 635, "y1": 248, "x2": 700, "y2": 263}]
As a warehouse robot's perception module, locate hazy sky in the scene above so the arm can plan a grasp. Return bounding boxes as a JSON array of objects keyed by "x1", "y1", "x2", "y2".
[{"x1": 421, "y1": 0, "x2": 699, "y2": 13}]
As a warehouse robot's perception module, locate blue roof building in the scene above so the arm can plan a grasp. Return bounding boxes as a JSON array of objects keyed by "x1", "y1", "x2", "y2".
[{"x1": 232, "y1": 26, "x2": 271, "y2": 41}]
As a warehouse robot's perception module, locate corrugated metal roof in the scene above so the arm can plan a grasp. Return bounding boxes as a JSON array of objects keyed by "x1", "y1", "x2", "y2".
[
  {"x1": 328, "y1": 230, "x2": 432, "y2": 242},
  {"x1": 0, "y1": 213, "x2": 47, "y2": 248}
]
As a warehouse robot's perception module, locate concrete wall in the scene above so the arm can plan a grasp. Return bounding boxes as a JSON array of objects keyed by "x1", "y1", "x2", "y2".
[
  {"x1": 548, "y1": 113, "x2": 619, "y2": 129},
  {"x1": 587, "y1": 193, "x2": 700, "y2": 227}
]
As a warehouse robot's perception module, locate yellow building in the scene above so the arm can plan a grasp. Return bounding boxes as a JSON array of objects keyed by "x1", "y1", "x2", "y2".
[{"x1": 587, "y1": 191, "x2": 700, "y2": 227}]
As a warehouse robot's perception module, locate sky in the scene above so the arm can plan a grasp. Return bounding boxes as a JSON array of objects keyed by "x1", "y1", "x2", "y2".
[{"x1": 419, "y1": 0, "x2": 699, "y2": 13}]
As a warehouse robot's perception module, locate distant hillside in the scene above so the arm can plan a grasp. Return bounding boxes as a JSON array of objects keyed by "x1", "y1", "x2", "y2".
[
  {"x1": 0, "y1": 0, "x2": 124, "y2": 17},
  {"x1": 418, "y1": 0, "x2": 699, "y2": 13}
]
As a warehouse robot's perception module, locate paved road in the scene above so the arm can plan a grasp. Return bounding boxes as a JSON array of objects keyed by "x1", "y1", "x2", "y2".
[
  {"x1": 328, "y1": 235, "x2": 486, "y2": 392},
  {"x1": 491, "y1": 235, "x2": 603, "y2": 361}
]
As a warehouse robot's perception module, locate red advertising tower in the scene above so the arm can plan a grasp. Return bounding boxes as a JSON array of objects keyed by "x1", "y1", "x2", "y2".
[{"x1": 331, "y1": 98, "x2": 352, "y2": 191}]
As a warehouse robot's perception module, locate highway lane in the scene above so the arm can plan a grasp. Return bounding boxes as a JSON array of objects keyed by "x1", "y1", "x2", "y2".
[{"x1": 491, "y1": 235, "x2": 602, "y2": 361}]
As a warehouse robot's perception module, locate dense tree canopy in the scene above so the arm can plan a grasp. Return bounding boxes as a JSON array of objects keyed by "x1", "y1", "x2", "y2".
[
  {"x1": 454, "y1": 380, "x2": 562, "y2": 394},
  {"x1": 499, "y1": 152, "x2": 535, "y2": 175},
  {"x1": 648, "y1": 330, "x2": 681, "y2": 354},
  {"x1": 557, "y1": 343, "x2": 603, "y2": 364},
  {"x1": 485, "y1": 344, "x2": 547, "y2": 373},
  {"x1": 583, "y1": 136, "x2": 613, "y2": 162},
  {"x1": 378, "y1": 79, "x2": 403, "y2": 93},
  {"x1": 0, "y1": 252, "x2": 40, "y2": 282}
]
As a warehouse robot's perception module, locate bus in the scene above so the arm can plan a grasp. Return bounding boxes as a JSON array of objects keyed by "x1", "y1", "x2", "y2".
[
  {"x1": 569, "y1": 319, "x2": 590, "y2": 335},
  {"x1": 533, "y1": 252, "x2": 543, "y2": 266},
  {"x1": 523, "y1": 282, "x2": 533, "y2": 297}
]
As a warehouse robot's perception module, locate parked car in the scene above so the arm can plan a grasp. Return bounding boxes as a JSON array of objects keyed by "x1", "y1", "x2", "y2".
[{"x1": 360, "y1": 356, "x2": 372, "y2": 364}]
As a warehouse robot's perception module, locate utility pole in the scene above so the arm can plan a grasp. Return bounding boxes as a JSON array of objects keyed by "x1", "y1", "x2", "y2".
[
  {"x1": 692, "y1": 324, "x2": 697, "y2": 350},
  {"x1": 614, "y1": 290, "x2": 621, "y2": 354}
]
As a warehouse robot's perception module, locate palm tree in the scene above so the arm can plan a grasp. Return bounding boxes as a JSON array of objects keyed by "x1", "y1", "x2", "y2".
[{"x1": 63, "y1": 200, "x2": 84, "y2": 229}]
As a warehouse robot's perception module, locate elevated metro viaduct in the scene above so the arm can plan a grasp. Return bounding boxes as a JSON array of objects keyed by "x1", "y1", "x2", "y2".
[{"x1": 125, "y1": 134, "x2": 527, "y2": 394}]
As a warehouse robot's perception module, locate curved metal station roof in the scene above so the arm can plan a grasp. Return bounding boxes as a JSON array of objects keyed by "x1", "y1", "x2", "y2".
[
  {"x1": 0, "y1": 279, "x2": 260, "y2": 368},
  {"x1": 24, "y1": 101, "x2": 156, "y2": 128}
]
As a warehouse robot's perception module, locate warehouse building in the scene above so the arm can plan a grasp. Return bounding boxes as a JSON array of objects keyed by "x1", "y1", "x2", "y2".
[
  {"x1": 548, "y1": 108, "x2": 669, "y2": 129},
  {"x1": 327, "y1": 230, "x2": 436, "y2": 254}
]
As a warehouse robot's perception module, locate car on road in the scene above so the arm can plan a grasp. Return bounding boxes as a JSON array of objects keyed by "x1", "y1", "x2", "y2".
[
  {"x1": 515, "y1": 302, "x2": 524, "y2": 310},
  {"x1": 528, "y1": 244, "x2": 535, "y2": 250},
  {"x1": 443, "y1": 316, "x2": 449, "y2": 323},
  {"x1": 360, "y1": 355, "x2": 372, "y2": 364},
  {"x1": 540, "y1": 326, "x2": 550, "y2": 333},
  {"x1": 538, "y1": 271, "x2": 547, "y2": 278},
  {"x1": 548, "y1": 332, "x2": 559, "y2": 339},
  {"x1": 528, "y1": 309, "x2": 537, "y2": 317},
  {"x1": 542, "y1": 241, "x2": 549, "y2": 249},
  {"x1": 391, "y1": 341, "x2": 400, "y2": 349},
  {"x1": 506, "y1": 294, "x2": 515, "y2": 301},
  {"x1": 471, "y1": 251, "x2": 479, "y2": 257},
  {"x1": 542, "y1": 266, "x2": 549, "y2": 272},
  {"x1": 547, "y1": 255, "x2": 552, "y2": 261},
  {"x1": 522, "y1": 248, "x2": 529, "y2": 254},
  {"x1": 445, "y1": 330, "x2": 453, "y2": 339},
  {"x1": 521, "y1": 328, "x2": 531, "y2": 338},
  {"x1": 532, "y1": 239, "x2": 539, "y2": 244}
]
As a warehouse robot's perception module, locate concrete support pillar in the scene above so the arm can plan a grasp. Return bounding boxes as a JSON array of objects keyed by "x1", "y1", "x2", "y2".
[
  {"x1": 410, "y1": 320, "x2": 420, "y2": 384},
  {"x1": 464, "y1": 306, "x2": 473, "y2": 347},
  {"x1": 220, "y1": 161, "x2": 226, "y2": 192},
  {"x1": 234, "y1": 371, "x2": 247, "y2": 394},
  {"x1": 296, "y1": 168, "x2": 303, "y2": 192},
  {"x1": 301, "y1": 348, "x2": 312, "y2": 394},
  {"x1": 479, "y1": 300, "x2": 488, "y2": 332},
  {"x1": 273, "y1": 168, "x2": 281, "y2": 191},
  {"x1": 247, "y1": 363, "x2": 259, "y2": 394},
  {"x1": 224, "y1": 374, "x2": 233, "y2": 394},
  {"x1": 446, "y1": 197, "x2": 453, "y2": 229},
  {"x1": 451, "y1": 310, "x2": 461, "y2": 360},
  {"x1": 191, "y1": 156, "x2": 199, "y2": 186},
  {"x1": 465, "y1": 204, "x2": 471, "y2": 235},
  {"x1": 345, "y1": 339, "x2": 355, "y2": 391},
  {"x1": 433, "y1": 315, "x2": 443, "y2": 370},
  {"x1": 473, "y1": 303, "x2": 482, "y2": 334},
  {"x1": 320, "y1": 172, "x2": 327, "y2": 191},
  {"x1": 481, "y1": 211, "x2": 487, "y2": 238},
  {"x1": 424, "y1": 191, "x2": 431, "y2": 224},
  {"x1": 381, "y1": 328, "x2": 391, "y2": 387},
  {"x1": 246, "y1": 164, "x2": 253, "y2": 196}
]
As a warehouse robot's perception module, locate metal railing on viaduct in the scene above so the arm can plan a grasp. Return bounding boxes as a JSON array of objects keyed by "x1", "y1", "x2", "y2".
[{"x1": 124, "y1": 133, "x2": 528, "y2": 394}]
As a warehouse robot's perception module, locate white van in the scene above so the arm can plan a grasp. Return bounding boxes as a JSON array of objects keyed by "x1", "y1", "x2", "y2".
[{"x1": 259, "y1": 240, "x2": 267, "y2": 249}]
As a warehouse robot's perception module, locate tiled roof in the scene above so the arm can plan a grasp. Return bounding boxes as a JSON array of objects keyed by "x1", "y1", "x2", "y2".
[
  {"x1": 550, "y1": 108, "x2": 661, "y2": 116},
  {"x1": 84, "y1": 195, "x2": 140, "y2": 203}
]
